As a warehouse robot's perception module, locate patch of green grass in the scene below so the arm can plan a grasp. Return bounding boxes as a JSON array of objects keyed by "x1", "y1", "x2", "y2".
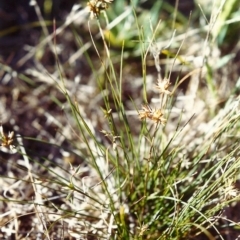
[{"x1": 0, "y1": 0, "x2": 239, "y2": 239}]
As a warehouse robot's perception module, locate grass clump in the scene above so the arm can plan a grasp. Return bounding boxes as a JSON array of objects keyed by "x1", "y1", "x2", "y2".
[{"x1": 0, "y1": 0, "x2": 240, "y2": 239}]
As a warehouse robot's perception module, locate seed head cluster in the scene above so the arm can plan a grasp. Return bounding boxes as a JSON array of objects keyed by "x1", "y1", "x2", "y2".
[
  {"x1": 0, "y1": 126, "x2": 15, "y2": 149},
  {"x1": 87, "y1": 0, "x2": 114, "y2": 18},
  {"x1": 139, "y1": 105, "x2": 166, "y2": 125},
  {"x1": 138, "y1": 77, "x2": 171, "y2": 125}
]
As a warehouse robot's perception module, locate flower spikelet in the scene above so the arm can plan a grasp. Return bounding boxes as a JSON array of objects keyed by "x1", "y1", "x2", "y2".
[
  {"x1": 0, "y1": 126, "x2": 15, "y2": 149},
  {"x1": 87, "y1": 0, "x2": 114, "y2": 18},
  {"x1": 138, "y1": 105, "x2": 152, "y2": 120},
  {"x1": 155, "y1": 78, "x2": 171, "y2": 95},
  {"x1": 138, "y1": 105, "x2": 166, "y2": 125},
  {"x1": 151, "y1": 108, "x2": 166, "y2": 125}
]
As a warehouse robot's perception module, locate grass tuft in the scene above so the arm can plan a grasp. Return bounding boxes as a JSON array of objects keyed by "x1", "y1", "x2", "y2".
[{"x1": 0, "y1": 0, "x2": 239, "y2": 239}]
